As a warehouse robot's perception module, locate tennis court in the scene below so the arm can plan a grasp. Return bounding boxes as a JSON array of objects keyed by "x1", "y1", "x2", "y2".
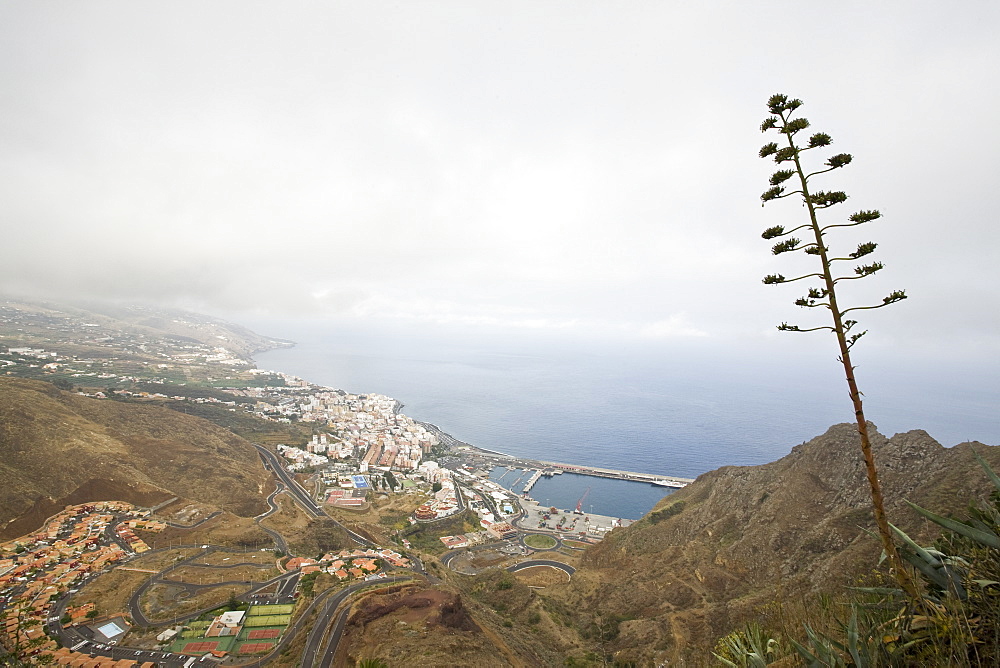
[
  {"x1": 180, "y1": 640, "x2": 219, "y2": 653},
  {"x1": 238, "y1": 641, "x2": 274, "y2": 654},
  {"x1": 247, "y1": 628, "x2": 282, "y2": 640}
]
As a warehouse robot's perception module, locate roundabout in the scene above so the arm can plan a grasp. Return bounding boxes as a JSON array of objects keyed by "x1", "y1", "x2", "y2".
[{"x1": 522, "y1": 533, "x2": 558, "y2": 550}]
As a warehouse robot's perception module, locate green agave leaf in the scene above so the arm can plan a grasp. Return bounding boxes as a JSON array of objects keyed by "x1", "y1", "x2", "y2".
[
  {"x1": 711, "y1": 653, "x2": 739, "y2": 667},
  {"x1": 846, "y1": 609, "x2": 865, "y2": 668},
  {"x1": 904, "y1": 500, "x2": 1000, "y2": 549},
  {"x1": 890, "y1": 523, "x2": 944, "y2": 566},
  {"x1": 972, "y1": 447, "x2": 1000, "y2": 492}
]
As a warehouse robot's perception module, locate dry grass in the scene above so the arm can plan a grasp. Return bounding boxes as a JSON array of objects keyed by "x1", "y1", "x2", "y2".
[
  {"x1": 140, "y1": 582, "x2": 241, "y2": 623},
  {"x1": 163, "y1": 564, "x2": 278, "y2": 584},
  {"x1": 126, "y1": 547, "x2": 204, "y2": 572},
  {"x1": 150, "y1": 511, "x2": 271, "y2": 549},
  {"x1": 512, "y1": 566, "x2": 571, "y2": 588},
  {"x1": 197, "y1": 549, "x2": 277, "y2": 566},
  {"x1": 72, "y1": 569, "x2": 150, "y2": 620},
  {"x1": 260, "y1": 494, "x2": 310, "y2": 542}
]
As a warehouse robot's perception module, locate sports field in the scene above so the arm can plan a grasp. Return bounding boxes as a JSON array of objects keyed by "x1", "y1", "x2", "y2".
[
  {"x1": 238, "y1": 641, "x2": 274, "y2": 654},
  {"x1": 246, "y1": 603, "x2": 294, "y2": 616},
  {"x1": 181, "y1": 641, "x2": 219, "y2": 653},
  {"x1": 248, "y1": 628, "x2": 282, "y2": 640},
  {"x1": 245, "y1": 614, "x2": 291, "y2": 627},
  {"x1": 171, "y1": 634, "x2": 236, "y2": 655}
]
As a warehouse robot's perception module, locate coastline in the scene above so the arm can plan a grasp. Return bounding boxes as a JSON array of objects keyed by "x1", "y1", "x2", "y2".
[
  {"x1": 250, "y1": 346, "x2": 688, "y2": 483},
  {"x1": 247, "y1": 334, "x2": 684, "y2": 518}
]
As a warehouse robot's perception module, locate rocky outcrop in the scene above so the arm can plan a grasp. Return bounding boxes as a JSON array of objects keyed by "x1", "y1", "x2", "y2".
[{"x1": 561, "y1": 424, "x2": 997, "y2": 664}]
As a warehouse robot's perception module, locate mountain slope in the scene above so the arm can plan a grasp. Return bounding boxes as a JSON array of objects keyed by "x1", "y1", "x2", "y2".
[
  {"x1": 0, "y1": 378, "x2": 270, "y2": 539},
  {"x1": 557, "y1": 424, "x2": 999, "y2": 664}
]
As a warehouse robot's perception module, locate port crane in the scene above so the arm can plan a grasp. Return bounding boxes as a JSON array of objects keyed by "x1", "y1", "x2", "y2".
[{"x1": 574, "y1": 487, "x2": 591, "y2": 515}]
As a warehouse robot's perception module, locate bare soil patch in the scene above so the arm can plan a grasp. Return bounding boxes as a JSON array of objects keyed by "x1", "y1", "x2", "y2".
[
  {"x1": 141, "y1": 582, "x2": 241, "y2": 623},
  {"x1": 512, "y1": 566, "x2": 571, "y2": 588},
  {"x1": 336, "y1": 585, "x2": 525, "y2": 668},
  {"x1": 72, "y1": 569, "x2": 151, "y2": 619},
  {"x1": 148, "y1": 511, "x2": 269, "y2": 549},
  {"x1": 197, "y1": 549, "x2": 276, "y2": 566},
  {"x1": 470, "y1": 550, "x2": 511, "y2": 569},
  {"x1": 163, "y1": 564, "x2": 277, "y2": 584},
  {"x1": 127, "y1": 546, "x2": 204, "y2": 572}
]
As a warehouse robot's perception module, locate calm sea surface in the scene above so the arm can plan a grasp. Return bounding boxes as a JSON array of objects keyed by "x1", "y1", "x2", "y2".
[{"x1": 252, "y1": 321, "x2": 1000, "y2": 519}]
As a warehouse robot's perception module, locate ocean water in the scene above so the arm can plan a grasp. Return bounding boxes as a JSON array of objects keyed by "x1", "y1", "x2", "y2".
[{"x1": 251, "y1": 320, "x2": 1000, "y2": 519}]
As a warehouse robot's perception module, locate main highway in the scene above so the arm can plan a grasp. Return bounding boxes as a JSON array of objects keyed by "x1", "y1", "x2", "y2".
[
  {"x1": 298, "y1": 576, "x2": 412, "y2": 668},
  {"x1": 253, "y1": 443, "x2": 374, "y2": 547}
]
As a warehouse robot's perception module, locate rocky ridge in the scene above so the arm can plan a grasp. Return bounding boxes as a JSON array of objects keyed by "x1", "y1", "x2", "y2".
[
  {"x1": 0, "y1": 377, "x2": 271, "y2": 539},
  {"x1": 558, "y1": 424, "x2": 998, "y2": 664}
]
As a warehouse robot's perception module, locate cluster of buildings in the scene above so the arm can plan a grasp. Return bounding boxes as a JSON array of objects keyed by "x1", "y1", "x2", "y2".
[
  {"x1": 437, "y1": 519, "x2": 517, "y2": 549},
  {"x1": 0, "y1": 301, "x2": 279, "y2": 387},
  {"x1": 413, "y1": 478, "x2": 462, "y2": 521},
  {"x1": 239, "y1": 380, "x2": 438, "y2": 472},
  {"x1": 0, "y1": 502, "x2": 161, "y2": 664},
  {"x1": 304, "y1": 432, "x2": 355, "y2": 459},
  {"x1": 114, "y1": 519, "x2": 164, "y2": 555},
  {"x1": 284, "y1": 547, "x2": 411, "y2": 581},
  {"x1": 275, "y1": 443, "x2": 329, "y2": 471}
]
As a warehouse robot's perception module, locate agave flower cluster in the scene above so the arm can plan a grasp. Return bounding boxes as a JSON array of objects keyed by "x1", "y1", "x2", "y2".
[{"x1": 758, "y1": 93, "x2": 905, "y2": 349}]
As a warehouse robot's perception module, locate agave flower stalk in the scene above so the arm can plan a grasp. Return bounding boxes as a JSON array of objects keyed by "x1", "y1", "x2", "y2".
[{"x1": 758, "y1": 94, "x2": 915, "y2": 599}]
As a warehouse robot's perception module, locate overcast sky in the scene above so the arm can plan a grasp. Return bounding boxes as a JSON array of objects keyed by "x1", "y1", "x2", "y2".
[{"x1": 2, "y1": 2, "x2": 998, "y2": 357}]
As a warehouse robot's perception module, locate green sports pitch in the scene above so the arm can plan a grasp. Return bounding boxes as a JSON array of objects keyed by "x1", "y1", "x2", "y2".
[
  {"x1": 245, "y1": 614, "x2": 291, "y2": 627},
  {"x1": 246, "y1": 604, "x2": 294, "y2": 616}
]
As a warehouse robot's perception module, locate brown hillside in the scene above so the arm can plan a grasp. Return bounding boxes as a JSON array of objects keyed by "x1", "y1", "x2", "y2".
[
  {"x1": 0, "y1": 377, "x2": 270, "y2": 539},
  {"x1": 558, "y1": 424, "x2": 999, "y2": 664}
]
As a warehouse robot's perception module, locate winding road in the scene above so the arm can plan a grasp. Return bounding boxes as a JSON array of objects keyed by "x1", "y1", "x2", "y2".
[
  {"x1": 253, "y1": 443, "x2": 374, "y2": 547},
  {"x1": 125, "y1": 545, "x2": 299, "y2": 628}
]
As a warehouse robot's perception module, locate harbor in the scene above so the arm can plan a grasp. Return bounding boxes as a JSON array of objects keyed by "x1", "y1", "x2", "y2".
[
  {"x1": 477, "y1": 454, "x2": 695, "y2": 492},
  {"x1": 481, "y1": 464, "x2": 689, "y2": 521}
]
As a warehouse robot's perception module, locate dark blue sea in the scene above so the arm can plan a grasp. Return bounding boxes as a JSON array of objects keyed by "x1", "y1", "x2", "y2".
[{"x1": 252, "y1": 320, "x2": 1000, "y2": 520}]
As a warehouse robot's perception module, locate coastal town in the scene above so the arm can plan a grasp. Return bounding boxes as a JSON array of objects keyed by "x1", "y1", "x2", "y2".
[{"x1": 0, "y1": 302, "x2": 690, "y2": 665}]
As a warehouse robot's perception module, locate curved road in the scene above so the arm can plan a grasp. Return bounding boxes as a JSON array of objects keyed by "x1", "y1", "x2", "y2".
[
  {"x1": 507, "y1": 559, "x2": 576, "y2": 576},
  {"x1": 126, "y1": 546, "x2": 299, "y2": 627},
  {"x1": 254, "y1": 443, "x2": 374, "y2": 547},
  {"x1": 255, "y1": 482, "x2": 290, "y2": 554},
  {"x1": 299, "y1": 576, "x2": 412, "y2": 668}
]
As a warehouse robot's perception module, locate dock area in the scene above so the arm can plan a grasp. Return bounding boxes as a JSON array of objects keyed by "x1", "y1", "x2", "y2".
[
  {"x1": 534, "y1": 460, "x2": 694, "y2": 488},
  {"x1": 477, "y1": 453, "x2": 695, "y2": 489}
]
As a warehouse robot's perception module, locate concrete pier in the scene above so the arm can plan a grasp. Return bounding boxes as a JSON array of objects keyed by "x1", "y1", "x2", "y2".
[
  {"x1": 522, "y1": 470, "x2": 543, "y2": 493},
  {"x1": 482, "y1": 454, "x2": 694, "y2": 488},
  {"x1": 535, "y1": 461, "x2": 694, "y2": 488}
]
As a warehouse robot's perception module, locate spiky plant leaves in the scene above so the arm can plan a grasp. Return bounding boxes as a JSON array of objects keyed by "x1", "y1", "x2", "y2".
[
  {"x1": 846, "y1": 608, "x2": 868, "y2": 668},
  {"x1": 904, "y1": 501, "x2": 1000, "y2": 550},
  {"x1": 971, "y1": 447, "x2": 1000, "y2": 492}
]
